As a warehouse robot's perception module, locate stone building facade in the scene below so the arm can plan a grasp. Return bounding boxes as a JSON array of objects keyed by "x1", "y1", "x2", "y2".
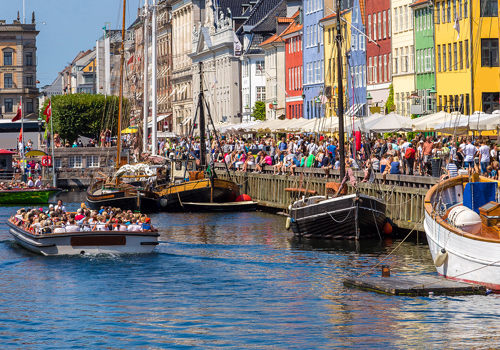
[{"x1": 0, "y1": 14, "x2": 39, "y2": 120}]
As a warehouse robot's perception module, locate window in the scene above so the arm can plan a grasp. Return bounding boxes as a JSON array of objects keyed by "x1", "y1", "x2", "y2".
[
  {"x1": 69, "y1": 156, "x2": 83, "y2": 168},
  {"x1": 442, "y1": 1, "x2": 446, "y2": 22},
  {"x1": 443, "y1": 44, "x2": 447, "y2": 71},
  {"x1": 379, "y1": 55, "x2": 382, "y2": 82},
  {"x1": 436, "y1": 2, "x2": 440, "y2": 24},
  {"x1": 54, "y1": 158, "x2": 61, "y2": 169},
  {"x1": 459, "y1": 0, "x2": 462, "y2": 18},
  {"x1": 288, "y1": 68, "x2": 291, "y2": 90},
  {"x1": 313, "y1": 25, "x2": 317, "y2": 47},
  {"x1": 394, "y1": 48, "x2": 399, "y2": 74},
  {"x1": 256, "y1": 87, "x2": 265, "y2": 101},
  {"x1": 378, "y1": 12, "x2": 382, "y2": 39},
  {"x1": 373, "y1": 12, "x2": 377, "y2": 40},
  {"x1": 86, "y1": 156, "x2": 100, "y2": 168},
  {"x1": 481, "y1": 0, "x2": 498, "y2": 16},
  {"x1": 399, "y1": 6, "x2": 403, "y2": 31},
  {"x1": 26, "y1": 98, "x2": 33, "y2": 113},
  {"x1": 465, "y1": 39, "x2": 469, "y2": 68},
  {"x1": 448, "y1": 43, "x2": 452, "y2": 70},
  {"x1": 482, "y1": 93, "x2": 500, "y2": 113},
  {"x1": 368, "y1": 57, "x2": 372, "y2": 83},
  {"x1": 453, "y1": 43, "x2": 458, "y2": 70},
  {"x1": 383, "y1": 54, "x2": 387, "y2": 81},
  {"x1": 328, "y1": 28, "x2": 332, "y2": 44},
  {"x1": 426, "y1": 49, "x2": 432, "y2": 71},
  {"x1": 404, "y1": 5, "x2": 408, "y2": 30},
  {"x1": 383, "y1": 11, "x2": 387, "y2": 38},
  {"x1": 26, "y1": 75, "x2": 33, "y2": 87},
  {"x1": 464, "y1": 0, "x2": 468, "y2": 17},
  {"x1": 374, "y1": 57, "x2": 378, "y2": 83},
  {"x1": 417, "y1": 50, "x2": 421, "y2": 72},
  {"x1": 255, "y1": 60, "x2": 265, "y2": 75},
  {"x1": 410, "y1": 45, "x2": 414, "y2": 72},
  {"x1": 410, "y1": 7, "x2": 413, "y2": 29},
  {"x1": 481, "y1": 39, "x2": 499, "y2": 67},
  {"x1": 3, "y1": 51, "x2": 12, "y2": 66},
  {"x1": 4, "y1": 73, "x2": 12, "y2": 88},
  {"x1": 368, "y1": 15, "x2": 372, "y2": 39},
  {"x1": 447, "y1": 0, "x2": 451, "y2": 22},
  {"x1": 4, "y1": 98, "x2": 13, "y2": 113},
  {"x1": 26, "y1": 52, "x2": 33, "y2": 66},
  {"x1": 388, "y1": 9, "x2": 391, "y2": 37},
  {"x1": 438, "y1": 45, "x2": 441, "y2": 71},
  {"x1": 394, "y1": 8, "x2": 398, "y2": 33},
  {"x1": 352, "y1": 33, "x2": 357, "y2": 51},
  {"x1": 359, "y1": 34, "x2": 365, "y2": 51}
]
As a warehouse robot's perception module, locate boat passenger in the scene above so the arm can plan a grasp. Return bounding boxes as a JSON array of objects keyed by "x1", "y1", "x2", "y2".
[
  {"x1": 35, "y1": 176, "x2": 42, "y2": 188},
  {"x1": 140, "y1": 217, "x2": 152, "y2": 231},
  {"x1": 54, "y1": 200, "x2": 66, "y2": 213},
  {"x1": 40, "y1": 220, "x2": 52, "y2": 234},
  {"x1": 65, "y1": 218, "x2": 80, "y2": 232},
  {"x1": 53, "y1": 221, "x2": 66, "y2": 233},
  {"x1": 127, "y1": 219, "x2": 141, "y2": 232},
  {"x1": 94, "y1": 216, "x2": 110, "y2": 231},
  {"x1": 27, "y1": 176, "x2": 34, "y2": 188}
]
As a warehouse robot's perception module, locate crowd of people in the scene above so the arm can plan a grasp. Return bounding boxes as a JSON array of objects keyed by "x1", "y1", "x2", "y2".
[
  {"x1": 0, "y1": 176, "x2": 46, "y2": 189},
  {"x1": 12, "y1": 201, "x2": 156, "y2": 235},
  {"x1": 152, "y1": 134, "x2": 500, "y2": 181}
]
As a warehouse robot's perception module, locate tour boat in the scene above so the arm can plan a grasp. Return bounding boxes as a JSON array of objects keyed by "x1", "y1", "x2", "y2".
[
  {"x1": 288, "y1": 191, "x2": 386, "y2": 239},
  {"x1": 7, "y1": 217, "x2": 159, "y2": 256},
  {"x1": 424, "y1": 174, "x2": 500, "y2": 291},
  {"x1": 0, "y1": 187, "x2": 62, "y2": 204}
]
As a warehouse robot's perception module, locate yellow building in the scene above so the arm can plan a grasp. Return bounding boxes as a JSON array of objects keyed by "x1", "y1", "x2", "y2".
[
  {"x1": 321, "y1": 10, "x2": 351, "y2": 119},
  {"x1": 434, "y1": 0, "x2": 499, "y2": 114},
  {"x1": 0, "y1": 15, "x2": 39, "y2": 119}
]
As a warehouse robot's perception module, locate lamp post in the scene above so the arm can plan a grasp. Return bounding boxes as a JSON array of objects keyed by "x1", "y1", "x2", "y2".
[
  {"x1": 366, "y1": 92, "x2": 373, "y2": 117},
  {"x1": 37, "y1": 116, "x2": 42, "y2": 149},
  {"x1": 272, "y1": 99, "x2": 277, "y2": 119},
  {"x1": 429, "y1": 86, "x2": 437, "y2": 112}
]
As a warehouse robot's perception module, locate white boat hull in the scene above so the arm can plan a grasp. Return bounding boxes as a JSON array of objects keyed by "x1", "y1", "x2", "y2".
[
  {"x1": 424, "y1": 211, "x2": 500, "y2": 291},
  {"x1": 7, "y1": 222, "x2": 159, "y2": 256}
]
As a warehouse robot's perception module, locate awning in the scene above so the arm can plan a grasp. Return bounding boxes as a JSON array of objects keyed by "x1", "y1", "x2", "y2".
[
  {"x1": 345, "y1": 103, "x2": 365, "y2": 117},
  {"x1": 25, "y1": 149, "x2": 48, "y2": 157},
  {"x1": 180, "y1": 116, "x2": 193, "y2": 126},
  {"x1": 148, "y1": 114, "x2": 172, "y2": 128},
  {"x1": 157, "y1": 131, "x2": 177, "y2": 138},
  {"x1": 122, "y1": 126, "x2": 139, "y2": 134}
]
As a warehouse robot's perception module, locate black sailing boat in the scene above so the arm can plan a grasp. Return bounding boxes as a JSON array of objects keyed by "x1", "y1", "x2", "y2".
[
  {"x1": 287, "y1": 1, "x2": 386, "y2": 240},
  {"x1": 156, "y1": 62, "x2": 240, "y2": 211},
  {"x1": 86, "y1": 2, "x2": 159, "y2": 213}
]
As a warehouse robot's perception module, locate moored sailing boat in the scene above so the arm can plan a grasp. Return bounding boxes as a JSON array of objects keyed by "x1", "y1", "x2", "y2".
[
  {"x1": 287, "y1": 1, "x2": 386, "y2": 240},
  {"x1": 86, "y1": 0, "x2": 159, "y2": 213},
  {"x1": 156, "y1": 63, "x2": 240, "y2": 211},
  {"x1": 424, "y1": 174, "x2": 500, "y2": 291}
]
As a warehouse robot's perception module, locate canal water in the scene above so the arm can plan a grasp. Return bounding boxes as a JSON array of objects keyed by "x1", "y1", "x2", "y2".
[{"x1": 0, "y1": 192, "x2": 499, "y2": 349}]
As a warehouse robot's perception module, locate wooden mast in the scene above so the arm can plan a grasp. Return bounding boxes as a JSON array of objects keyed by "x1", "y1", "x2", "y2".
[
  {"x1": 115, "y1": 0, "x2": 127, "y2": 185},
  {"x1": 198, "y1": 62, "x2": 206, "y2": 170},
  {"x1": 336, "y1": 0, "x2": 345, "y2": 179}
]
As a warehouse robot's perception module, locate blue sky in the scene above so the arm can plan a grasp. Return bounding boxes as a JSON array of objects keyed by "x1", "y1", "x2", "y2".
[{"x1": 3, "y1": 0, "x2": 142, "y2": 87}]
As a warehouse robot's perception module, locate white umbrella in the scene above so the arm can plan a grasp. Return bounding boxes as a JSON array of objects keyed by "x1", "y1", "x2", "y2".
[
  {"x1": 370, "y1": 113, "x2": 413, "y2": 133},
  {"x1": 350, "y1": 113, "x2": 385, "y2": 133},
  {"x1": 411, "y1": 111, "x2": 454, "y2": 131}
]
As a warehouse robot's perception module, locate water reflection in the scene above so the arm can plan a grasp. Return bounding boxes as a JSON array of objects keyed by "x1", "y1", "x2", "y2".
[{"x1": 0, "y1": 192, "x2": 498, "y2": 348}]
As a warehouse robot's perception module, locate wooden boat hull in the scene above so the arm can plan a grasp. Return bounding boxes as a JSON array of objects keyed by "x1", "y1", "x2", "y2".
[
  {"x1": 182, "y1": 201, "x2": 258, "y2": 212},
  {"x1": 158, "y1": 178, "x2": 239, "y2": 211},
  {"x1": 86, "y1": 181, "x2": 159, "y2": 213},
  {"x1": 7, "y1": 220, "x2": 159, "y2": 256},
  {"x1": 289, "y1": 194, "x2": 386, "y2": 240},
  {"x1": 0, "y1": 188, "x2": 62, "y2": 204}
]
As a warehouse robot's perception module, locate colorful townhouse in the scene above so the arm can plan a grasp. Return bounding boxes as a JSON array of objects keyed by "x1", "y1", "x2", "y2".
[
  {"x1": 409, "y1": 0, "x2": 436, "y2": 115},
  {"x1": 346, "y1": 0, "x2": 367, "y2": 118},
  {"x1": 283, "y1": 11, "x2": 303, "y2": 119},
  {"x1": 392, "y1": 0, "x2": 415, "y2": 117},
  {"x1": 322, "y1": 10, "x2": 350, "y2": 119},
  {"x1": 365, "y1": 0, "x2": 392, "y2": 113},
  {"x1": 434, "y1": 0, "x2": 499, "y2": 114},
  {"x1": 303, "y1": 0, "x2": 325, "y2": 119}
]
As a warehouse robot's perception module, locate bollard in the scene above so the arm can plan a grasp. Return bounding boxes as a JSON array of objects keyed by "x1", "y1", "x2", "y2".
[{"x1": 381, "y1": 265, "x2": 390, "y2": 277}]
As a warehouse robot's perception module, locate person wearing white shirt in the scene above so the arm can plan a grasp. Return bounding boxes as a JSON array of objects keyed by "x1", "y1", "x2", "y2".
[
  {"x1": 34, "y1": 177, "x2": 42, "y2": 188},
  {"x1": 65, "y1": 219, "x2": 80, "y2": 232},
  {"x1": 479, "y1": 140, "x2": 491, "y2": 175},
  {"x1": 463, "y1": 138, "x2": 476, "y2": 170},
  {"x1": 27, "y1": 177, "x2": 34, "y2": 188}
]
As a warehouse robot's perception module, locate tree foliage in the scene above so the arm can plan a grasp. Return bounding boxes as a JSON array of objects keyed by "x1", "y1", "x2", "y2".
[
  {"x1": 252, "y1": 101, "x2": 266, "y2": 121},
  {"x1": 385, "y1": 84, "x2": 395, "y2": 114},
  {"x1": 39, "y1": 94, "x2": 129, "y2": 142}
]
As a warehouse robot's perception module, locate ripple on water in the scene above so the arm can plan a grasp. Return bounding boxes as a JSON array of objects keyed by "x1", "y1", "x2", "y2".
[{"x1": 0, "y1": 192, "x2": 499, "y2": 349}]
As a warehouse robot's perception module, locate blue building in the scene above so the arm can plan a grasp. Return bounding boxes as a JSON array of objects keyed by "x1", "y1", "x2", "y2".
[
  {"x1": 346, "y1": 0, "x2": 367, "y2": 119},
  {"x1": 302, "y1": 0, "x2": 324, "y2": 119}
]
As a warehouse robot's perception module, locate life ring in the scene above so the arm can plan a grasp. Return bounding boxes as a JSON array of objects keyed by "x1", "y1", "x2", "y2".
[{"x1": 41, "y1": 156, "x2": 52, "y2": 167}]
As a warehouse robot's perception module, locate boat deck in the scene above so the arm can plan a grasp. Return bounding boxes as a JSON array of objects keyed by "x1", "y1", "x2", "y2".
[{"x1": 442, "y1": 206, "x2": 500, "y2": 241}]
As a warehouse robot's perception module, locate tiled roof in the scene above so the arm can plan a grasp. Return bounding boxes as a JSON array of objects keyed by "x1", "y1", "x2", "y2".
[
  {"x1": 260, "y1": 33, "x2": 279, "y2": 46},
  {"x1": 259, "y1": 10, "x2": 301, "y2": 46},
  {"x1": 320, "y1": 9, "x2": 349, "y2": 22},
  {"x1": 276, "y1": 17, "x2": 294, "y2": 23},
  {"x1": 245, "y1": 0, "x2": 287, "y2": 32},
  {"x1": 216, "y1": 0, "x2": 252, "y2": 19},
  {"x1": 245, "y1": 33, "x2": 265, "y2": 54},
  {"x1": 410, "y1": 0, "x2": 431, "y2": 7}
]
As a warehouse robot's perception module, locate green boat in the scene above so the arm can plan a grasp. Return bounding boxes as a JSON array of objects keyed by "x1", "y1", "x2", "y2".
[{"x1": 0, "y1": 188, "x2": 63, "y2": 204}]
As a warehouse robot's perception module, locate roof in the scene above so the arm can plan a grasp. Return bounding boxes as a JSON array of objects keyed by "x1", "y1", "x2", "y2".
[
  {"x1": 243, "y1": 0, "x2": 287, "y2": 33},
  {"x1": 245, "y1": 33, "x2": 265, "y2": 54},
  {"x1": 259, "y1": 10, "x2": 301, "y2": 46},
  {"x1": 240, "y1": 0, "x2": 284, "y2": 26},
  {"x1": 260, "y1": 33, "x2": 279, "y2": 46},
  {"x1": 410, "y1": 0, "x2": 432, "y2": 7},
  {"x1": 0, "y1": 149, "x2": 15, "y2": 155},
  {"x1": 320, "y1": 9, "x2": 349, "y2": 22},
  {"x1": 215, "y1": 0, "x2": 253, "y2": 20}
]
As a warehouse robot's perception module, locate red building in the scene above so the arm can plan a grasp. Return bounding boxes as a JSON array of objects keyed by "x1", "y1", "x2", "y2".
[
  {"x1": 365, "y1": 0, "x2": 392, "y2": 108},
  {"x1": 282, "y1": 12, "x2": 303, "y2": 119}
]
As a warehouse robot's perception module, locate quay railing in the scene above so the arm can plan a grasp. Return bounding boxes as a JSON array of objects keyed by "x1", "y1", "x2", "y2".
[{"x1": 214, "y1": 164, "x2": 435, "y2": 231}]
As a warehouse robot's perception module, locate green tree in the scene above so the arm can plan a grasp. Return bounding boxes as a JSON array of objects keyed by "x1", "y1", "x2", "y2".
[
  {"x1": 251, "y1": 101, "x2": 266, "y2": 121},
  {"x1": 385, "y1": 84, "x2": 395, "y2": 114},
  {"x1": 40, "y1": 94, "x2": 129, "y2": 142}
]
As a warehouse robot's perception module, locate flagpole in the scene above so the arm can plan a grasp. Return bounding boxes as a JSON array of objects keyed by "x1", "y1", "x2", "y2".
[
  {"x1": 21, "y1": 96, "x2": 25, "y2": 180},
  {"x1": 50, "y1": 100, "x2": 56, "y2": 187}
]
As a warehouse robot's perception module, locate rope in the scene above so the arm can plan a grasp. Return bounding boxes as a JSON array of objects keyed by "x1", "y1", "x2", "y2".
[
  {"x1": 359, "y1": 214, "x2": 424, "y2": 277},
  {"x1": 325, "y1": 205, "x2": 355, "y2": 224}
]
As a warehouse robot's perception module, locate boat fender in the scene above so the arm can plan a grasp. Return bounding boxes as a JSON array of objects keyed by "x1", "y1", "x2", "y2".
[
  {"x1": 160, "y1": 198, "x2": 168, "y2": 207},
  {"x1": 383, "y1": 222, "x2": 393, "y2": 235},
  {"x1": 434, "y1": 248, "x2": 448, "y2": 267},
  {"x1": 285, "y1": 217, "x2": 291, "y2": 230}
]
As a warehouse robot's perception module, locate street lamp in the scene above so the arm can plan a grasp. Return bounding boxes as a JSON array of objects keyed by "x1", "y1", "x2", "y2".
[
  {"x1": 366, "y1": 92, "x2": 373, "y2": 117},
  {"x1": 37, "y1": 116, "x2": 42, "y2": 149},
  {"x1": 429, "y1": 86, "x2": 437, "y2": 112}
]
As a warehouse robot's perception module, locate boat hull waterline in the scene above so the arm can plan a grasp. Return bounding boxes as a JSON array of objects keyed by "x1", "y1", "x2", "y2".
[
  {"x1": 290, "y1": 194, "x2": 386, "y2": 240},
  {"x1": 7, "y1": 220, "x2": 159, "y2": 256},
  {"x1": 0, "y1": 188, "x2": 62, "y2": 204}
]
